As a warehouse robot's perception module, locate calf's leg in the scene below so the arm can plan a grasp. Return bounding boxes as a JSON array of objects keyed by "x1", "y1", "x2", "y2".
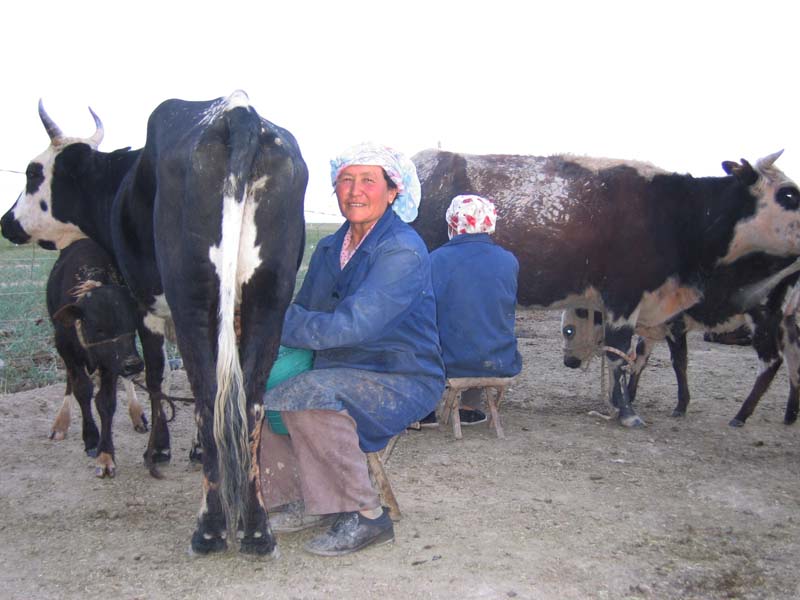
[
  {"x1": 94, "y1": 371, "x2": 118, "y2": 478},
  {"x1": 67, "y1": 367, "x2": 100, "y2": 455}
]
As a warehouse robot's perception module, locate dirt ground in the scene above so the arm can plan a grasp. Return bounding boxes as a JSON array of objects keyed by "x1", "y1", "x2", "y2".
[{"x1": 1, "y1": 307, "x2": 798, "y2": 600}]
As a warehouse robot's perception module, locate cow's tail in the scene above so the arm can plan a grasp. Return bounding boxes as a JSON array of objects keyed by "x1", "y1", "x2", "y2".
[{"x1": 212, "y1": 101, "x2": 261, "y2": 535}]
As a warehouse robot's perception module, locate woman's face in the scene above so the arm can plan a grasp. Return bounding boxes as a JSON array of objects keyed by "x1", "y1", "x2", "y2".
[{"x1": 335, "y1": 165, "x2": 397, "y2": 230}]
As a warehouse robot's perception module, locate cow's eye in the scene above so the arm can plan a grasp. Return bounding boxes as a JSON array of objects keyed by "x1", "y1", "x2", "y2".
[
  {"x1": 776, "y1": 186, "x2": 800, "y2": 211},
  {"x1": 26, "y1": 163, "x2": 45, "y2": 193},
  {"x1": 563, "y1": 325, "x2": 575, "y2": 339}
]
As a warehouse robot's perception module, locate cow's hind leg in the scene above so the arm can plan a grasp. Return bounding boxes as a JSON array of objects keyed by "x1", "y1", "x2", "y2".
[
  {"x1": 190, "y1": 407, "x2": 228, "y2": 555},
  {"x1": 236, "y1": 275, "x2": 293, "y2": 557},
  {"x1": 239, "y1": 409, "x2": 277, "y2": 557}
]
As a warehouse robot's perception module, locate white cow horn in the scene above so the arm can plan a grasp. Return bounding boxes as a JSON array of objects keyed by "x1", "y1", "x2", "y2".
[
  {"x1": 88, "y1": 107, "x2": 104, "y2": 147},
  {"x1": 756, "y1": 149, "x2": 784, "y2": 171},
  {"x1": 38, "y1": 98, "x2": 63, "y2": 143}
]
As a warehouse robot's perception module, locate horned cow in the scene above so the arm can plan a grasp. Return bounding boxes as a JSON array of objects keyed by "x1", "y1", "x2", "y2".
[
  {"x1": 411, "y1": 149, "x2": 800, "y2": 427},
  {"x1": 1, "y1": 91, "x2": 308, "y2": 556},
  {"x1": 561, "y1": 257, "x2": 800, "y2": 427}
]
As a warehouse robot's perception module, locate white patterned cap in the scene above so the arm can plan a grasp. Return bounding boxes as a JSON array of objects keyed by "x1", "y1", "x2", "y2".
[
  {"x1": 330, "y1": 142, "x2": 421, "y2": 222},
  {"x1": 446, "y1": 195, "x2": 497, "y2": 239}
]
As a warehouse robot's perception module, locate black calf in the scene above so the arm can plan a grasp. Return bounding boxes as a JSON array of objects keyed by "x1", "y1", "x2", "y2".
[{"x1": 47, "y1": 238, "x2": 144, "y2": 477}]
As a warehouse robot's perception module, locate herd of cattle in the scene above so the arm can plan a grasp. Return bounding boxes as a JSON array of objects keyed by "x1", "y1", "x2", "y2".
[{"x1": 2, "y1": 91, "x2": 800, "y2": 556}]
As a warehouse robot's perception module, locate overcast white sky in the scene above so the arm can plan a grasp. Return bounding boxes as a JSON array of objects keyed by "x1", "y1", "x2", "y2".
[{"x1": 1, "y1": 0, "x2": 798, "y2": 222}]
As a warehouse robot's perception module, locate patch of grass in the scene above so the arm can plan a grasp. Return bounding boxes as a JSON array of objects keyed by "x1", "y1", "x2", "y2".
[{"x1": 0, "y1": 242, "x2": 59, "y2": 392}]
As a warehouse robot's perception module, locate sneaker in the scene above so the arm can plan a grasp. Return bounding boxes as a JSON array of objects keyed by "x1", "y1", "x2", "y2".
[
  {"x1": 418, "y1": 411, "x2": 439, "y2": 428},
  {"x1": 269, "y1": 502, "x2": 336, "y2": 533},
  {"x1": 459, "y1": 408, "x2": 487, "y2": 425},
  {"x1": 304, "y1": 509, "x2": 395, "y2": 556}
]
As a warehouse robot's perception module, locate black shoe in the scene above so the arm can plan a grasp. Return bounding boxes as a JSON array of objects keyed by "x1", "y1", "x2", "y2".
[
  {"x1": 304, "y1": 509, "x2": 394, "y2": 556},
  {"x1": 459, "y1": 408, "x2": 487, "y2": 425},
  {"x1": 418, "y1": 410, "x2": 439, "y2": 428}
]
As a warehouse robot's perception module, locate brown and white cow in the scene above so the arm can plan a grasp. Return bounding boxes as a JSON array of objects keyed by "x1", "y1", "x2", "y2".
[
  {"x1": 411, "y1": 149, "x2": 800, "y2": 427},
  {"x1": 561, "y1": 256, "x2": 800, "y2": 427}
]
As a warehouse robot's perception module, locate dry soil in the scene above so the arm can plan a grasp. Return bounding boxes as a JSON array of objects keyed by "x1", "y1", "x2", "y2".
[{"x1": 0, "y1": 308, "x2": 798, "y2": 600}]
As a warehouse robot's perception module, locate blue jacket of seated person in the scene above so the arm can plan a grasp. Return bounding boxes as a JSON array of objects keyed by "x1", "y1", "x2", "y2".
[
  {"x1": 268, "y1": 208, "x2": 445, "y2": 451},
  {"x1": 430, "y1": 232, "x2": 522, "y2": 379}
]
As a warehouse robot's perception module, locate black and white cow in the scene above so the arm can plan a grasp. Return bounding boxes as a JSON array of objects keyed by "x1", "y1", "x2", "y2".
[
  {"x1": 411, "y1": 149, "x2": 800, "y2": 427},
  {"x1": 561, "y1": 256, "x2": 800, "y2": 427},
  {"x1": 1, "y1": 91, "x2": 308, "y2": 556},
  {"x1": 48, "y1": 238, "x2": 144, "y2": 477}
]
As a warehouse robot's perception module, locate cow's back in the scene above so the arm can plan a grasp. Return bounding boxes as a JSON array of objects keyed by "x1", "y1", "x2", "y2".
[
  {"x1": 47, "y1": 239, "x2": 122, "y2": 317},
  {"x1": 47, "y1": 238, "x2": 124, "y2": 369},
  {"x1": 412, "y1": 149, "x2": 685, "y2": 310},
  {"x1": 111, "y1": 93, "x2": 307, "y2": 312}
]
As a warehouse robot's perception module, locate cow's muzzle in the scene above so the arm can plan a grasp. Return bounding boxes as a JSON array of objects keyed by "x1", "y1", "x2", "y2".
[{"x1": 0, "y1": 213, "x2": 30, "y2": 245}]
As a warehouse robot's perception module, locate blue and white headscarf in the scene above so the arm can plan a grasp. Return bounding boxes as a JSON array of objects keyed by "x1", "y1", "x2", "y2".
[{"x1": 330, "y1": 142, "x2": 421, "y2": 222}]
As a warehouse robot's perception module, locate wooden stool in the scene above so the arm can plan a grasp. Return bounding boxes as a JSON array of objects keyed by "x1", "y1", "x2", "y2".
[
  {"x1": 440, "y1": 376, "x2": 516, "y2": 440},
  {"x1": 366, "y1": 433, "x2": 402, "y2": 521}
]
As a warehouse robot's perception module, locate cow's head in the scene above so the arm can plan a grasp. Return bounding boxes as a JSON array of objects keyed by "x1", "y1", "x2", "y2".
[
  {"x1": 53, "y1": 284, "x2": 143, "y2": 378},
  {"x1": 0, "y1": 100, "x2": 104, "y2": 250},
  {"x1": 561, "y1": 305, "x2": 605, "y2": 368},
  {"x1": 721, "y1": 150, "x2": 800, "y2": 263}
]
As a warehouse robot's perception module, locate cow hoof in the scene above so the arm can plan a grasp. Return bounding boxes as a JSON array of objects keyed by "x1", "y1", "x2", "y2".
[
  {"x1": 49, "y1": 429, "x2": 67, "y2": 441},
  {"x1": 95, "y1": 465, "x2": 116, "y2": 478},
  {"x1": 95, "y1": 453, "x2": 116, "y2": 478},
  {"x1": 239, "y1": 535, "x2": 278, "y2": 559},
  {"x1": 143, "y1": 449, "x2": 172, "y2": 464},
  {"x1": 189, "y1": 531, "x2": 227, "y2": 555},
  {"x1": 85, "y1": 447, "x2": 99, "y2": 458},
  {"x1": 133, "y1": 415, "x2": 149, "y2": 433},
  {"x1": 729, "y1": 418, "x2": 745, "y2": 428},
  {"x1": 670, "y1": 409, "x2": 686, "y2": 418},
  {"x1": 189, "y1": 445, "x2": 203, "y2": 464},
  {"x1": 619, "y1": 414, "x2": 646, "y2": 428}
]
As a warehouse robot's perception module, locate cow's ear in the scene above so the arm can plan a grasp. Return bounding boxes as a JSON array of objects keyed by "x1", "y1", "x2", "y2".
[
  {"x1": 722, "y1": 159, "x2": 758, "y2": 186},
  {"x1": 52, "y1": 304, "x2": 83, "y2": 327}
]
